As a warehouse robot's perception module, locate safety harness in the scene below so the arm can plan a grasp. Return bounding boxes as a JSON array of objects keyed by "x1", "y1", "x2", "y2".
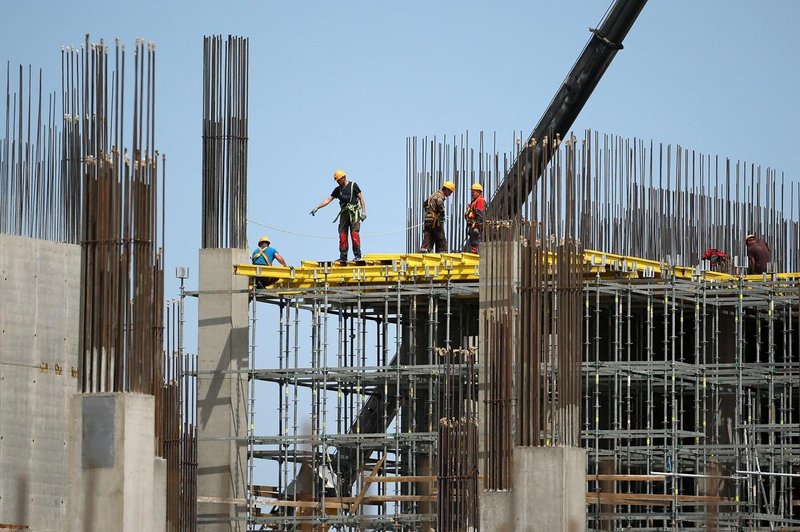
[
  {"x1": 332, "y1": 182, "x2": 361, "y2": 225},
  {"x1": 424, "y1": 192, "x2": 445, "y2": 229},
  {"x1": 465, "y1": 196, "x2": 485, "y2": 229},
  {"x1": 252, "y1": 247, "x2": 272, "y2": 266}
]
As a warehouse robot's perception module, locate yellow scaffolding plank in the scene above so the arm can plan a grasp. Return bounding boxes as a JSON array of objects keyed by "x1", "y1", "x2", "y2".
[{"x1": 235, "y1": 250, "x2": 800, "y2": 291}]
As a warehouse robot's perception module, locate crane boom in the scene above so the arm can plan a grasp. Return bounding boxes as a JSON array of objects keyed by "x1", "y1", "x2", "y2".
[{"x1": 488, "y1": 0, "x2": 647, "y2": 217}]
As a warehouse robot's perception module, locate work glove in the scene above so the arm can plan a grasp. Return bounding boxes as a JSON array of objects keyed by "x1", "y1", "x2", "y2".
[
  {"x1": 310, "y1": 208, "x2": 318, "y2": 216},
  {"x1": 360, "y1": 213, "x2": 367, "y2": 222}
]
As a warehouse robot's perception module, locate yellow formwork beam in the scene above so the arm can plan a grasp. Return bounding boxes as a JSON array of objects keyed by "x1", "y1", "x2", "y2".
[
  {"x1": 235, "y1": 250, "x2": 800, "y2": 291},
  {"x1": 236, "y1": 252, "x2": 481, "y2": 290}
]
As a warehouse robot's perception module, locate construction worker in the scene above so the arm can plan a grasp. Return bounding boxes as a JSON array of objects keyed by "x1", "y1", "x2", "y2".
[
  {"x1": 310, "y1": 169, "x2": 367, "y2": 262},
  {"x1": 420, "y1": 181, "x2": 455, "y2": 253},
  {"x1": 464, "y1": 183, "x2": 485, "y2": 253},
  {"x1": 745, "y1": 233, "x2": 771, "y2": 274},
  {"x1": 251, "y1": 235, "x2": 288, "y2": 288},
  {"x1": 701, "y1": 248, "x2": 728, "y2": 270}
]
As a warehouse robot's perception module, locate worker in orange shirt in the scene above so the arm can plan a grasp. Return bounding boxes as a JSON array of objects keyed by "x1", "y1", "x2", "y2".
[{"x1": 464, "y1": 183, "x2": 485, "y2": 254}]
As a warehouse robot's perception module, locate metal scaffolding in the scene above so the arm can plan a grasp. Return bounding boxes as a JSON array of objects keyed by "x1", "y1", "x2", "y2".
[
  {"x1": 244, "y1": 254, "x2": 479, "y2": 530},
  {"x1": 234, "y1": 131, "x2": 800, "y2": 531}
]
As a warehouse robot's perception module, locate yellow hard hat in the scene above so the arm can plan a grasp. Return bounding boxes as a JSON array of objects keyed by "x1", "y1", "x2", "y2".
[
  {"x1": 470, "y1": 183, "x2": 483, "y2": 192},
  {"x1": 333, "y1": 169, "x2": 347, "y2": 181},
  {"x1": 746, "y1": 234, "x2": 756, "y2": 240},
  {"x1": 258, "y1": 235, "x2": 270, "y2": 244},
  {"x1": 442, "y1": 181, "x2": 456, "y2": 192}
]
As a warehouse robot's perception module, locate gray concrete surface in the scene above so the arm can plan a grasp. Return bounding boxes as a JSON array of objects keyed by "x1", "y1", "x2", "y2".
[
  {"x1": 0, "y1": 234, "x2": 80, "y2": 531},
  {"x1": 68, "y1": 393, "x2": 165, "y2": 532},
  {"x1": 479, "y1": 490, "x2": 513, "y2": 531},
  {"x1": 479, "y1": 446, "x2": 587, "y2": 531},
  {"x1": 511, "y1": 446, "x2": 586, "y2": 532},
  {"x1": 196, "y1": 248, "x2": 249, "y2": 531}
]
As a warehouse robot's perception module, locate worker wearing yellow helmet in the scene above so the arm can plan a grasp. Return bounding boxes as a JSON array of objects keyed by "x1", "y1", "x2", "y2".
[
  {"x1": 420, "y1": 181, "x2": 455, "y2": 253},
  {"x1": 251, "y1": 235, "x2": 288, "y2": 288},
  {"x1": 310, "y1": 169, "x2": 368, "y2": 262},
  {"x1": 464, "y1": 183, "x2": 486, "y2": 254}
]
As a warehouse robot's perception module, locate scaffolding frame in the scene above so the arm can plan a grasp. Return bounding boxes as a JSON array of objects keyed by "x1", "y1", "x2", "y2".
[{"x1": 244, "y1": 263, "x2": 479, "y2": 530}]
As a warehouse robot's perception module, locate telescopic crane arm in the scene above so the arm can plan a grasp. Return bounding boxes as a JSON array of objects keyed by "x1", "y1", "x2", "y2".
[{"x1": 488, "y1": 0, "x2": 647, "y2": 218}]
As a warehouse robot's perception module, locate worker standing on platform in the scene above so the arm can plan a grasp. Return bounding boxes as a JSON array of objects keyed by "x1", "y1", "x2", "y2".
[
  {"x1": 310, "y1": 169, "x2": 367, "y2": 262},
  {"x1": 420, "y1": 181, "x2": 455, "y2": 253},
  {"x1": 464, "y1": 183, "x2": 486, "y2": 254},
  {"x1": 251, "y1": 235, "x2": 288, "y2": 288},
  {"x1": 745, "y1": 234, "x2": 771, "y2": 274}
]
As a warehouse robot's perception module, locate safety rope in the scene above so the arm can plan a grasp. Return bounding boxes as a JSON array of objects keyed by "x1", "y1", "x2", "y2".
[{"x1": 248, "y1": 218, "x2": 423, "y2": 240}]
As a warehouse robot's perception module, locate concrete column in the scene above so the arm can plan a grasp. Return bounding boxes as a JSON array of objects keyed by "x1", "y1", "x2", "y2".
[
  {"x1": 196, "y1": 248, "x2": 249, "y2": 531},
  {"x1": 511, "y1": 447, "x2": 586, "y2": 532},
  {"x1": 68, "y1": 393, "x2": 165, "y2": 532},
  {"x1": 0, "y1": 235, "x2": 80, "y2": 531}
]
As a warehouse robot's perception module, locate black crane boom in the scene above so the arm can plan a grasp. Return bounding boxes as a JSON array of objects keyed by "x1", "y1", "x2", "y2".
[{"x1": 488, "y1": 0, "x2": 647, "y2": 218}]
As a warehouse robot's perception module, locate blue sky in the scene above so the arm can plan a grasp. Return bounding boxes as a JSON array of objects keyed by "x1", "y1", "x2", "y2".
[{"x1": 4, "y1": 1, "x2": 799, "y2": 296}]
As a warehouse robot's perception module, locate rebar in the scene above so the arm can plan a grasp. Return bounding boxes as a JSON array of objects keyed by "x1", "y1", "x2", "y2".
[{"x1": 201, "y1": 35, "x2": 248, "y2": 249}]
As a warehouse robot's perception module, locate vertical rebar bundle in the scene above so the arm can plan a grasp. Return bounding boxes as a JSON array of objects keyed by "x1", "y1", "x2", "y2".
[
  {"x1": 480, "y1": 221, "x2": 517, "y2": 491},
  {"x1": 201, "y1": 35, "x2": 248, "y2": 249},
  {"x1": 70, "y1": 36, "x2": 164, "y2": 399},
  {"x1": 0, "y1": 62, "x2": 80, "y2": 242},
  {"x1": 164, "y1": 296, "x2": 198, "y2": 532},
  {"x1": 437, "y1": 347, "x2": 479, "y2": 531},
  {"x1": 406, "y1": 131, "x2": 800, "y2": 271}
]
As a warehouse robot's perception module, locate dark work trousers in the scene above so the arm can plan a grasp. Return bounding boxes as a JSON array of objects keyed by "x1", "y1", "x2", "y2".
[
  {"x1": 467, "y1": 225, "x2": 482, "y2": 253},
  {"x1": 420, "y1": 222, "x2": 448, "y2": 253},
  {"x1": 338, "y1": 213, "x2": 361, "y2": 260}
]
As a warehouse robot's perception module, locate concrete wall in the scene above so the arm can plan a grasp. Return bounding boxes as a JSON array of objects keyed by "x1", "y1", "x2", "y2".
[
  {"x1": 196, "y1": 248, "x2": 249, "y2": 531},
  {"x1": 0, "y1": 234, "x2": 80, "y2": 531}
]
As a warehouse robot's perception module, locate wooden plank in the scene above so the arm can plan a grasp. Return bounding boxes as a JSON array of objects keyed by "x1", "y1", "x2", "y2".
[
  {"x1": 365, "y1": 475, "x2": 437, "y2": 483},
  {"x1": 351, "y1": 454, "x2": 387, "y2": 514},
  {"x1": 360, "y1": 495, "x2": 437, "y2": 504},
  {"x1": 197, "y1": 496, "x2": 245, "y2": 504},
  {"x1": 586, "y1": 474, "x2": 666, "y2": 482},
  {"x1": 256, "y1": 498, "x2": 345, "y2": 510},
  {"x1": 586, "y1": 492, "x2": 730, "y2": 503},
  {"x1": 200, "y1": 495, "x2": 345, "y2": 510}
]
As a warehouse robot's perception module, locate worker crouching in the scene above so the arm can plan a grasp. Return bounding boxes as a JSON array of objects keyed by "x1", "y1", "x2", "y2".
[
  {"x1": 420, "y1": 181, "x2": 455, "y2": 253},
  {"x1": 465, "y1": 183, "x2": 485, "y2": 253},
  {"x1": 251, "y1": 235, "x2": 288, "y2": 288}
]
